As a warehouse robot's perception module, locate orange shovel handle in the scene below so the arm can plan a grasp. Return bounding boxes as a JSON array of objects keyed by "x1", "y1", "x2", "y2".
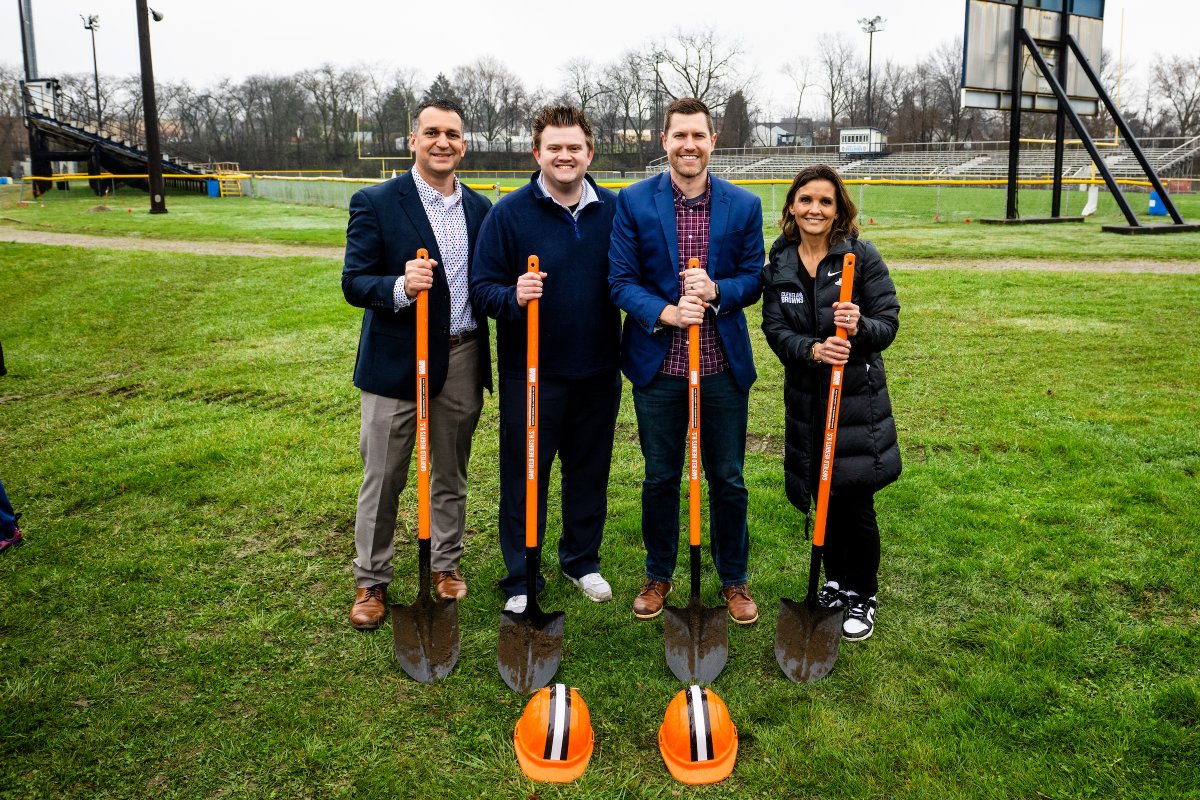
[
  {"x1": 686, "y1": 257, "x2": 702, "y2": 549},
  {"x1": 525, "y1": 255, "x2": 540, "y2": 550},
  {"x1": 812, "y1": 252, "x2": 856, "y2": 547},
  {"x1": 415, "y1": 248, "x2": 431, "y2": 543}
]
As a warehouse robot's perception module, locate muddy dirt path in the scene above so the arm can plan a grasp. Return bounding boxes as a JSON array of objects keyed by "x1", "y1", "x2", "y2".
[{"x1": 3, "y1": 226, "x2": 1199, "y2": 272}]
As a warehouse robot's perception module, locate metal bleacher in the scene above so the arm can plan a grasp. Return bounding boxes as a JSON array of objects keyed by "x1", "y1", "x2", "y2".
[
  {"x1": 21, "y1": 79, "x2": 204, "y2": 194},
  {"x1": 658, "y1": 138, "x2": 1200, "y2": 183}
]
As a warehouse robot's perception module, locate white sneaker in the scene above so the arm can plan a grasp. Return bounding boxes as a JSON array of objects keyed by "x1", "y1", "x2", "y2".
[
  {"x1": 565, "y1": 572, "x2": 612, "y2": 602},
  {"x1": 504, "y1": 595, "x2": 527, "y2": 614},
  {"x1": 842, "y1": 593, "x2": 877, "y2": 641}
]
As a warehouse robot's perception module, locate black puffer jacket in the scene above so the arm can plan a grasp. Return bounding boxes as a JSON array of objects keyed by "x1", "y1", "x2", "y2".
[{"x1": 761, "y1": 235, "x2": 902, "y2": 512}]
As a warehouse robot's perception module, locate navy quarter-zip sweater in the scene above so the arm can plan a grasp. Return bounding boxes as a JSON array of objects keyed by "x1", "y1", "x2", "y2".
[{"x1": 470, "y1": 172, "x2": 621, "y2": 380}]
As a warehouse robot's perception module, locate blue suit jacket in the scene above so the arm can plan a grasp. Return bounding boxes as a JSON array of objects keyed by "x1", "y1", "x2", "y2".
[
  {"x1": 608, "y1": 172, "x2": 764, "y2": 391},
  {"x1": 341, "y1": 171, "x2": 493, "y2": 400}
]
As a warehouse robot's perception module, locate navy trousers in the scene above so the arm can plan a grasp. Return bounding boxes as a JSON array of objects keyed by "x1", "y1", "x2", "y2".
[
  {"x1": 632, "y1": 371, "x2": 750, "y2": 588},
  {"x1": 0, "y1": 478, "x2": 16, "y2": 536},
  {"x1": 497, "y1": 372, "x2": 621, "y2": 598}
]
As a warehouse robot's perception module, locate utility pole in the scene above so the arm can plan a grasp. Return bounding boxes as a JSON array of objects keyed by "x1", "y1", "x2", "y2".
[
  {"x1": 858, "y1": 16, "x2": 885, "y2": 128},
  {"x1": 1006, "y1": 0, "x2": 1025, "y2": 219},
  {"x1": 81, "y1": 15, "x2": 102, "y2": 126},
  {"x1": 136, "y1": 0, "x2": 167, "y2": 213},
  {"x1": 19, "y1": 0, "x2": 39, "y2": 81}
]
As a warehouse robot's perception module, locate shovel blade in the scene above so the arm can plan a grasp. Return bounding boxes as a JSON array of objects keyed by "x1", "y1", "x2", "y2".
[
  {"x1": 497, "y1": 609, "x2": 565, "y2": 694},
  {"x1": 774, "y1": 598, "x2": 841, "y2": 683},
  {"x1": 663, "y1": 598, "x2": 729, "y2": 683},
  {"x1": 391, "y1": 595, "x2": 460, "y2": 683}
]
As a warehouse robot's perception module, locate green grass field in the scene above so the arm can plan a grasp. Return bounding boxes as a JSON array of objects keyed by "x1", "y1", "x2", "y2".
[
  {"x1": 6, "y1": 181, "x2": 1200, "y2": 261},
  {"x1": 1, "y1": 185, "x2": 1199, "y2": 799}
]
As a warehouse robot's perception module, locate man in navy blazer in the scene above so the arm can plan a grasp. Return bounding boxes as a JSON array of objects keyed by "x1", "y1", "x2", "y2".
[
  {"x1": 341, "y1": 99, "x2": 492, "y2": 631},
  {"x1": 609, "y1": 97, "x2": 764, "y2": 625}
]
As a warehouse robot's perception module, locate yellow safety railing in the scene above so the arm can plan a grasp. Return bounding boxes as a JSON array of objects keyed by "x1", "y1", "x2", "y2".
[
  {"x1": 24, "y1": 173, "x2": 245, "y2": 181},
  {"x1": 24, "y1": 174, "x2": 1155, "y2": 191}
]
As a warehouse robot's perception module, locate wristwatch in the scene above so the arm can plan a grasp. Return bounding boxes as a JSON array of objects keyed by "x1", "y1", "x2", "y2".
[
  {"x1": 712, "y1": 282, "x2": 721, "y2": 305},
  {"x1": 810, "y1": 342, "x2": 821, "y2": 362}
]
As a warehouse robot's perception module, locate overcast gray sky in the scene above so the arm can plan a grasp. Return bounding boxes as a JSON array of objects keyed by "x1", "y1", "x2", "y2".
[{"x1": 6, "y1": 0, "x2": 1193, "y2": 117}]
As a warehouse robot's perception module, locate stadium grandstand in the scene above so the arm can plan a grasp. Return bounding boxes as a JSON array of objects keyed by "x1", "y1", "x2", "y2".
[{"x1": 648, "y1": 137, "x2": 1200, "y2": 183}]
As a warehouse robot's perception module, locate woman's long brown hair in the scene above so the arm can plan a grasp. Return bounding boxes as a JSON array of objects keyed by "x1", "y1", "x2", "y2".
[{"x1": 778, "y1": 164, "x2": 859, "y2": 246}]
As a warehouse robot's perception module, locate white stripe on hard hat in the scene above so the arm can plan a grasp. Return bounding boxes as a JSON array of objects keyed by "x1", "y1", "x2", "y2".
[
  {"x1": 689, "y1": 685, "x2": 710, "y2": 762},
  {"x1": 549, "y1": 684, "x2": 568, "y2": 760}
]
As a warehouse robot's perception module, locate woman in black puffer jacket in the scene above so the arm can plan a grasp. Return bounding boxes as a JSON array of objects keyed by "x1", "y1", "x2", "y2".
[{"x1": 761, "y1": 164, "x2": 901, "y2": 642}]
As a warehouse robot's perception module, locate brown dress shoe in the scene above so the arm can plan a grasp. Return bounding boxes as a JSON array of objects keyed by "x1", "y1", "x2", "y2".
[
  {"x1": 350, "y1": 584, "x2": 388, "y2": 631},
  {"x1": 633, "y1": 579, "x2": 673, "y2": 620},
  {"x1": 435, "y1": 570, "x2": 468, "y2": 602},
  {"x1": 721, "y1": 584, "x2": 759, "y2": 625}
]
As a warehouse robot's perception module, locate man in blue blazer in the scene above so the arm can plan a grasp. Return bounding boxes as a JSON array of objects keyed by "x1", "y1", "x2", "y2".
[
  {"x1": 341, "y1": 99, "x2": 492, "y2": 631},
  {"x1": 609, "y1": 97, "x2": 764, "y2": 625}
]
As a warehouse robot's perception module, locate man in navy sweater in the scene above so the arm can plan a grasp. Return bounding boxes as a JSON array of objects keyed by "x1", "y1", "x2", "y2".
[{"x1": 470, "y1": 106, "x2": 621, "y2": 612}]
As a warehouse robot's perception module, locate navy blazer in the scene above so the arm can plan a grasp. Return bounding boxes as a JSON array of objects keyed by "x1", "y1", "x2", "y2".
[
  {"x1": 341, "y1": 171, "x2": 493, "y2": 400},
  {"x1": 608, "y1": 172, "x2": 765, "y2": 391}
]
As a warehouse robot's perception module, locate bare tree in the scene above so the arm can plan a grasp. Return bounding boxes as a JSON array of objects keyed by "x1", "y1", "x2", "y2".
[
  {"x1": 0, "y1": 63, "x2": 26, "y2": 167},
  {"x1": 816, "y1": 33, "x2": 858, "y2": 142},
  {"x1": 871, "y1": 60, "x2": 908, "y2": 136},
  {"x1": 780, "y1": 57, "x2": 813, "y2": 127},
  {"x1": 360, "y1": 67, "x2": 419, "y2": 157},
  {"x1": 454, "y1": 56, "x2": 526, "y2": 148},
  {"x1": 54, "y1": 72, "x2": 120, "y2": 128},
  {"x1": 257, "y1": 75, "x2": 309, "y2": 166},
  {"x1": 1152, "y1": 54, "x2": 1200, "y2": 136},
  {"x1": 298, "y1": 64, "x2": 361, "y2": 163},
  {"x1": 596, "y1": 49, "x2": 656, "y2": 154},
  {"x1": 927, "y1": 39, "x2": 972, "y2": 141},
  {"x1": 559, "y1": 58, "x2": 607, "y2": 116},
  {"x1": 656, "y1": 28, "x2": 747, "y2": 112}
]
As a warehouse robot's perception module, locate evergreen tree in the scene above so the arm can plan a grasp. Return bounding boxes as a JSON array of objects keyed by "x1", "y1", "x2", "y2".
[
  {"x1": 422, "y1": 73, "x2": 462, "y2": 107},
  {"x1": 718, "y1": 91, "x2": 753, "y2": 148}
]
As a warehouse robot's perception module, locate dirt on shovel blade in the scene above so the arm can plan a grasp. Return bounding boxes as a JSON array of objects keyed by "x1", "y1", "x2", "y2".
[
  {"x1": 663, "y1": 599, "x2": 729, "y2": 683},
  {"x1": 774, "y1": 598, "x2": 841, "y2": 683},
  {"x1": 497, "y1": 610, "x2": 565, "y2": 694},
  {"x1": 392, "y1": 596, "x2": 460, "y2": 683}
]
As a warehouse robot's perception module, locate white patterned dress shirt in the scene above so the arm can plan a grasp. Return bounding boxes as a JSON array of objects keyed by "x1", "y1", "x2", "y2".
[{"x1": 392, "y1": 169, "x2": 475, "y2": 337}]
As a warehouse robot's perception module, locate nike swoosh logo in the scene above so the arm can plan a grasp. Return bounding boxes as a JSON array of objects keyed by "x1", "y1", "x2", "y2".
[{"x1": 827, "y1": 270, "x2": 841, "y2": 278}]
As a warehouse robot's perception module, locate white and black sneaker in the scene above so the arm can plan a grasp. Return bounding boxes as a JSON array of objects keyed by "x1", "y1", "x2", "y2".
[
  {"x1": 816, "y1": 580, "x2": 847, "y2": 610},
  {"x1": 842, "y1": 593, "x2": 877, "y2": 641}
]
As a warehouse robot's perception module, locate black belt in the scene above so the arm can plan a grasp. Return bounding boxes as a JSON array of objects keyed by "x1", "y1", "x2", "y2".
[{"x1": 448, "y1": 328, "x2": 479, "y2": 348}]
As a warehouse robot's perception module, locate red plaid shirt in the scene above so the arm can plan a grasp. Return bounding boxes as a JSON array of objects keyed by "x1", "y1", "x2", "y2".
[{"x1": 660, "y1": 177, "x2": 729, "y2": 378}]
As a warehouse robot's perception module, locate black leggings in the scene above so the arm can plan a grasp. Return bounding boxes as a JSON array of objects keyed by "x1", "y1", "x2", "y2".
[{"x1": 820, "y1": 490, "x2": 881, "y2": 598}]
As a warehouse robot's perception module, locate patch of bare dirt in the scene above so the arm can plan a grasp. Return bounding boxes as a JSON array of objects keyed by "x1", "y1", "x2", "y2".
[
  {"x1": 0, "y1": 227, "x2": 345, "y2": 260},
  {"x1": 891, "y1": 258, "x2": 1200, "y2": 274},
  {"x1": 4, "y1": 227, "x2": 1199, "y2": 272}
]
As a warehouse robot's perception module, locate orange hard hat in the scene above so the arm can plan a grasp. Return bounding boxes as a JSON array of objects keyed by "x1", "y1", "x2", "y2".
[
  {"x1": 514, "y1": 683, "x2": 594, "y2": 783},
  {"x1": 658, "y1": 684, "x2": 738, "y2": 784}
]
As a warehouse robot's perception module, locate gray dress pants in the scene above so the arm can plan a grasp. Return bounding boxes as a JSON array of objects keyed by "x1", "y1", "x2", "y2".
[{"x1": 353, "y1": 338, "x2": 484, "y2": 587}]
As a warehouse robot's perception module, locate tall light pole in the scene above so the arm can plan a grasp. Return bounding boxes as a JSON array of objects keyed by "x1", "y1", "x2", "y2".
[
  {"x1": 859, "y1": 15, "x2": 885, "y2": 128},
  {"x1": 81, "y1": 14, "x2": 102, "y2": 126},
  {"x1": 136, "y1": 1, "x2": 167, "y2": 213},
  {"x1": 19, "y1": 0, "x2": 39, "y2": 82}
]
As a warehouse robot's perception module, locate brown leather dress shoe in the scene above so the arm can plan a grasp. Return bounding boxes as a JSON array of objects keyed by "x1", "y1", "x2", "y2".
[
  {"x1": 721, "y1": 584, "x2": 759, "y2": 625},
  {"x1": 350, "y1": 584, "x2": 388, "y2": 631},
  {"x1": 435, "y1": 570, "x2": 468, "y2": 602},
  {"x1": 633, "y1": 579, "x2": 673, "y2": 620}
]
